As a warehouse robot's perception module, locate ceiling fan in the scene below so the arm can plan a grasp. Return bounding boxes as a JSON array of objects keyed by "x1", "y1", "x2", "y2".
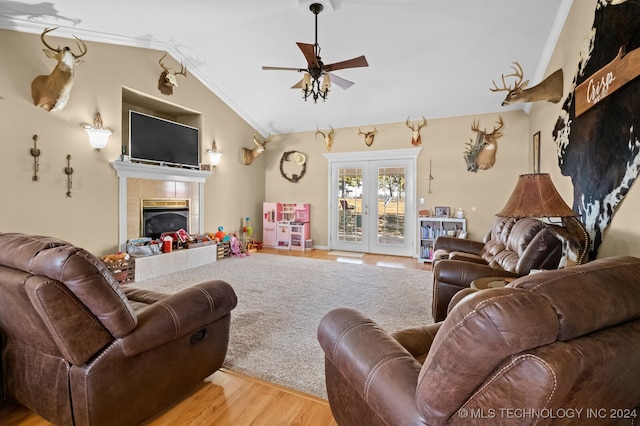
[{"x1": 262, "y1": 3, "x2": 369, "y2": 102}]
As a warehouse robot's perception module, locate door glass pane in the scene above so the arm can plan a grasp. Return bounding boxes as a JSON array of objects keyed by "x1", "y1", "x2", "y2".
[
  {"x1": 377, "y1": 166, "x2": 406, "y2": 246},
  {"x1": 337, "y1": 167, "x2": 362, "y2": 242}
]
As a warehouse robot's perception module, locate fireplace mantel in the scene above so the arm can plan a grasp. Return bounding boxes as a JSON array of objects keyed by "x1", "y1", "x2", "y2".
[
  {"x1": 110, "y1": 160, "x2": 212, "y2": 183},
  {"x1": 111, "y1": 161, "x2": 212, "y2": 250}
]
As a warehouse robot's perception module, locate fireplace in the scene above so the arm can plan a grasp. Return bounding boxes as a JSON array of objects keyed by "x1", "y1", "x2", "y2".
[
  {"x1": 141, "y1": 198, "x2": 190, "y2": 240},
  {"x1": 111, "y1": 160, "x2": 211, "y2": 250}
]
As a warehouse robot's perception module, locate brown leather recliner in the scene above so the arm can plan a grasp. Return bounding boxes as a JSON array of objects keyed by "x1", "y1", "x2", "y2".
[
  {"x1": 0, "y1": 233, "x2": 237, "y2": 426},
  {"x1": 431, "y1": 217, "x2": 563, "y2": 322},
  {"x1": 318, "y1": 256, "x2": 640, "y2": 425}
]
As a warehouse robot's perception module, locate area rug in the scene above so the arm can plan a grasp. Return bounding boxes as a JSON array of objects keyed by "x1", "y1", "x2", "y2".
[
  {"x1": 132, "y1": 253, "x2": 433, "y2": 399},
  {"x1": 326, "y1": 250, "x2": 365, "y2": 257}
]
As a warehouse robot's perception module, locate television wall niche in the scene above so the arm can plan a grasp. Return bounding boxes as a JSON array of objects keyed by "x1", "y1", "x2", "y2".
[
  {"x1": 129, "y1": 110, "x2": 200, "y2": 169},
  {"x1": 121, "y1": 87, "x2": 203, "y2": 169}
]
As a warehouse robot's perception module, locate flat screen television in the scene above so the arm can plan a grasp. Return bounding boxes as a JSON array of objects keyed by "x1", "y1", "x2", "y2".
[{"x1": 129, "y1": 110, "x2": 200, "y2": 169}]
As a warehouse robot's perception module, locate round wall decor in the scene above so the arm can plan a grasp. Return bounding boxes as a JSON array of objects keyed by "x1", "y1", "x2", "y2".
[{"x1": 279, "y1": 151, "x2": 306, "y2": 182}]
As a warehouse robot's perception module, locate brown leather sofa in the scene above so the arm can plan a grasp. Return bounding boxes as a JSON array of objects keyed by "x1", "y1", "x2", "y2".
[
  {"x1": 318, "y1": 256, "x2": 640, "y2": 425},
  {"x1": 0, "y1": 233, "x2": 237, "y2": 425},
  {"x1": 431, "y1": 217, "x2": 563, "y2": 322}
]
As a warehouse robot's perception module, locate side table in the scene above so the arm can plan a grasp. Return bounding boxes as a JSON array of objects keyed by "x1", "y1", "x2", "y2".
[{"x1": 471, "y1": 276, "x2": 516, "y2": 290}]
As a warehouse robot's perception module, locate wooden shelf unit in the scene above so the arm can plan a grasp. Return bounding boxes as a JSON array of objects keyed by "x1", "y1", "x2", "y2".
[{"x1": 418, "y1": 217, "x2": 466, "y2": 263}]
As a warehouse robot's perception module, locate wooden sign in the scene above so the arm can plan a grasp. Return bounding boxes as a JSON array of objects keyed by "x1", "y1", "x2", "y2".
[{"x1": 575, "y1": 46, "x2": 640, "y2": 117}]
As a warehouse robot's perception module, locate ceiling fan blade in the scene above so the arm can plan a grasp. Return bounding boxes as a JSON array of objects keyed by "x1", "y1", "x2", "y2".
[
  {"x1": 262, "y1": 66, "x2": 305, "y2": 71},
  {"x1": 290, "y1": 79, "x2": 304, "y2": 89},
  {"x1": 324, "y1": 55, "x2": 368, "y2": 72},
  {"x1": 296, "y1": 42, "x2": 319, "y2": 68},
  {"x1": 328, "y1": 72, "x2": 355, "y2": 90}
]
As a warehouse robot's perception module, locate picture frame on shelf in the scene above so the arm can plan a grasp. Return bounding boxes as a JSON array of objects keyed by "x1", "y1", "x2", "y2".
[{"x1": 434, "y1": 206, "x2": 450, "y2": 217}]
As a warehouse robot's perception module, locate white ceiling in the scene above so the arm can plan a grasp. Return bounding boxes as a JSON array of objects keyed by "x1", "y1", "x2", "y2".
[{"x1": 0, "y1": 0, "x2": 572, "y2": 136}]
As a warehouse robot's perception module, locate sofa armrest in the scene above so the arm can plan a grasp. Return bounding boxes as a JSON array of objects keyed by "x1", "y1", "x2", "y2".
[
  {"x1": 318, "y1": 308, "x2": 424, "y2": 425},
  {"x1": 391, "y1": 323, "x2": 441, "y2": 364},
  {"x1": 120, "y1": 280, "x2": 237, "y2": 357},
  {"x1": 447, "y1": 287, "x2": 480, "y2": 314},
  {"x1": 448, "y1": 251, "x2": 486, "y2": 264},
  {"x1": 434, "y1": 260, "x2": 518, "y2": 287},
  {"x1": 433, "y1": 236, "x2": 484, "y2": 254}
]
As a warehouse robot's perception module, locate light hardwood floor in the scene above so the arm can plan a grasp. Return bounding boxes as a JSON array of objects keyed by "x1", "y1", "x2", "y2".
[{"x1": 1, "y1": 249, "x2": 430, "y2": 425}]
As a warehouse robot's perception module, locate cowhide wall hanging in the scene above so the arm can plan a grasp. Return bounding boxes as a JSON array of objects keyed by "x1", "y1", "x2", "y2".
[{"x1": 553, "y1": 0, "x2": 640, "y2": 260}]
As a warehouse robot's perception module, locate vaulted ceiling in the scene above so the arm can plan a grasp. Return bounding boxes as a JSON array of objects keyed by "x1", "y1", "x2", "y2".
[{"x1": 0, "y1": 0, "x2": 572, "y2": 136}]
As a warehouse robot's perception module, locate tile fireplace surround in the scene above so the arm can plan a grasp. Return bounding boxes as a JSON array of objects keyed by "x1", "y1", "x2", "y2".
[
  {"x1": 111, "y1": 160, "x2": 215, "y2": 281},
  {"x1": 110, "y1": 160, "x2": 212, "y2": 251}
]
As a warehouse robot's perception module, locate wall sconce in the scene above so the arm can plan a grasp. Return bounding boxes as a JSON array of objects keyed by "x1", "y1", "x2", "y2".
[
  {"x1": 82, "y1": 112, "x2": 112, "y2": 151},
  {"x1": 207, "y1": 140, "x2": 222, "y2": 167}
]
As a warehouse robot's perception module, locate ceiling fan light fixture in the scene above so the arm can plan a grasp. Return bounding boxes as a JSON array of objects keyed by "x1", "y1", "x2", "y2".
[
  {"x1": 302, "y1": 73, "x2": 311, "y2": 91},
  {"x1": 322, "y1": 73, "x2": 331, "y2": 91},
  {"x1": 263, "y1": 1, "x2": 367, "y2": 103}
]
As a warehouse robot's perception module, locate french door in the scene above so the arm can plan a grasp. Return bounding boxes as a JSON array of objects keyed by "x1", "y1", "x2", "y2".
[{"x1": 325, "y1": 149, "x2": 421, "y2": 256}]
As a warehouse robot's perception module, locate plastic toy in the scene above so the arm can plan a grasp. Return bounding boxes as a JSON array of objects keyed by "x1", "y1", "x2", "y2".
[{"x1": 214, "y1": 226, "x2": 230, "y2": 242}]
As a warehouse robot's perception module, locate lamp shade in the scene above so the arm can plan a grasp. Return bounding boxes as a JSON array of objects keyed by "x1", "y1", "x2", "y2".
[
  {"x1": 207, "y1": 140, "x2": 222, "y2": 167},
  {"x1": 302, "y1": 73, "x2": 311, "y2": 91},
  {"x1": 496, "y1": 173, "x2": 576, "y2": 218},
  {"x1": 83, "y1": 112, "x2": 111, "y2": 150},
  {"x1": 207, "y1": 150, "x2": 222, "y2": 166},
  {"x1": 85, "y1": 127, "x2": 112, "y2": 150}
]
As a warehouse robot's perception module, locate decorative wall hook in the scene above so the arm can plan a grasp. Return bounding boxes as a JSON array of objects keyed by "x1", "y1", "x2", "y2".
[
  {"x1": 64, "y1": 154, "x2": 73, "y2": 197},
  {"x1": 30, "y1": 134, "x2": 41, "y2": 181},
  {"x1": 428, "y1": 159, "x2": 433, "y2": 194}
]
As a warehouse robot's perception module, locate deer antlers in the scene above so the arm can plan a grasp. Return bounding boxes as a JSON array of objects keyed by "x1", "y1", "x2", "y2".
[
  {"x1": 158, "y1": 53, "x2": 187, "y2": 95},
  {"x1": 40, "y1": 27, "x2": 87, "y2": 59},
  {"x1": 358, "y1": 127, "x2": 377, "y2": 146},
  {"x1": 471, "y1": 115, "x2": 504, "y2": 141},
  {"x1": 316, "y1": 127, "x2": 335, "y2": 152},
  {"x1": 490, "y1": 61, "x2": 528, "y2": 95},
  {"x1": 406, "y1": 116, "x2": 427, "y2": 146}
]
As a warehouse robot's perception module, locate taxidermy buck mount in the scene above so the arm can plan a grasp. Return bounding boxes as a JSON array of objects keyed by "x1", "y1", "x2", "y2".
[
  {"x1": 242, "y1": 133, "x2": 272, "y2": 165},
  {"x1": 358, "y1": 127, "x2": 377, "y2": 146},
  {"x1": 31, "y1": 27, "x2": 87, "y2": 111},
  {"x1": 406, "y1": 117, "x2": 427, "y2": 146},
  {"x1": 158, "y1": 53, "x2": 187, "y2": 95},
  {"x1": 464, "y1": 115, "x2": 504, "y2": 172},
  {"x1": 490, "y1": 61, "x2": 563, "y2": 105},
  {"x1": 316, "y1": 127, "x2": 335, "y2": 151}
]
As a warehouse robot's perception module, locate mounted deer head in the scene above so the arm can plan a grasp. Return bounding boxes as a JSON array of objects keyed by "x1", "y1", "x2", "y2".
[
  {"x1": 30, "y1": 27, "x2": 87, "y2": 111},
  {"x1": 158, "y1": 53, "x2": 187, "y2": 95},
  {"x1": 406, "y1": 116, "x2": 427, "y2": 146},
  {"x1": 315, "y1": 127, "x2": 335, "y2": 152},
  {"x1": 490, "y1": 61, "x2": 563, "y2": 106},
  {"x1": 358, "y1": 127, "x2": 378, "y2": 147},
  {"x1": 464, "y1": 115, "x2": 504, "y2": 172},
  {"x1": 242, "y1": 133, "x2": 271, "y2": 165}
]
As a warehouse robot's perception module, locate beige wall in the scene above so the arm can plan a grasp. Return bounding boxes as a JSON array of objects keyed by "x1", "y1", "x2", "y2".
[
  {"x1": 2, "y1": 0, "x2": 639, "y2": 259},
  {"x1": 264, "y1": 110, "x2": 530, "y2": 247},
  {"x1": 0, "y1": 29, "x2": 265, "y2": 255}
]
